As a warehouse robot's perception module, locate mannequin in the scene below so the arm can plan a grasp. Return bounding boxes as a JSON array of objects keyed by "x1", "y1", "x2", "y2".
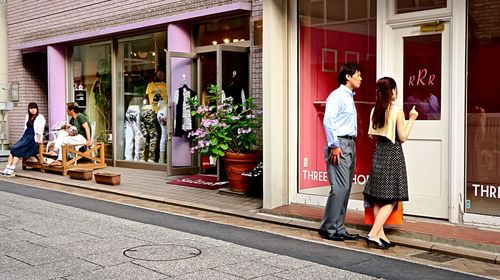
[
  {"x1": 139, "y1": 102, "x2": 158, "y2": 162},
  {"x1": 157, "y1": 100, "x2": 168, "y2": 163},
  {"x1": 222, "y1": 71, "x2": 247, "y2": 110},
  {"x1": 145, "y1": 70, "x2": 167, "y2": 112},
  {"x1": 124, "y1": 98, "x2": 144, "y2": 161}
]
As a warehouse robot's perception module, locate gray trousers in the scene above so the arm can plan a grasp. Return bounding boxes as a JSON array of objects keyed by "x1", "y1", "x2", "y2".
[{"x1": 319, "y1": 139, "x2": 356, "y2": 235}]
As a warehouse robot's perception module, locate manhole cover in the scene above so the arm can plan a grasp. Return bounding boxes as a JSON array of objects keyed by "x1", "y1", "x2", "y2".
[
  {"x1": 411, "y1": 252, "x2": 458, "y2": 263},
  {"x1": 123, "y1": 244, "x2": 201, "y2": 261}
]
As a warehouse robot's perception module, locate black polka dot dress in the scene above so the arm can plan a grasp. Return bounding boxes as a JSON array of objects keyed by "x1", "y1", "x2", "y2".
[{"x1": 363, "y1": 136, "x2": 409, "y2": 205}]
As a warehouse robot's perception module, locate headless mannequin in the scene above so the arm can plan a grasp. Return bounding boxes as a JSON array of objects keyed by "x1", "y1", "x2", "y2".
[
  {"x1": 157, "y1": 100, "x2": 168, "y2": 163},
  {"x1": 222, "y1": 71, "x2": 246, "y2": 110},
  {"x1": 124, "y1": 97, "x2": 144, "y2": 161},
  {"x1": 139, "y1": 102, "x2": 158, "y2": 162}
]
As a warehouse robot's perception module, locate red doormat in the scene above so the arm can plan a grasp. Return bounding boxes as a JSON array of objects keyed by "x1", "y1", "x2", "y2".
[{"x1": 167, "y1": 174, "x2": 227, "y2": 190}]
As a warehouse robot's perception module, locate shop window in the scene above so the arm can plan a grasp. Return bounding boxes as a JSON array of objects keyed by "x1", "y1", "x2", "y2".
[
  {"x1": 193, "y1": 17, "x2": 250, "y2": 46},
  {"x1": 298, "y1": 0, "x2": 376, "y2": 198},
  {"x1": 395, "y1": 0, "x2": 446, "y2": 14},
  {"x1": 71, "y1": 42, "x2": 112, "y2": 158},
  {"x1": 402, "y1": 34, "x2": 441, "y2": 120},
  {"x1": 466, "y1": 0, "x2": 500, "y2": 216},
  {"x1": 116, "y1": 32, "x2": 167, "y2": 163}
]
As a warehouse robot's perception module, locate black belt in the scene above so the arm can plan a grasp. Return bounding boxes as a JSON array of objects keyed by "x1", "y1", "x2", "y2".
[{"x1": 338, "y1": 135, "x2": 355, "y2": 140}]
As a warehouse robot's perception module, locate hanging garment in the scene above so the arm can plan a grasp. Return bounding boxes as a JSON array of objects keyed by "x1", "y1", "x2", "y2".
[
  {"x1": 223, "y1": 81, "x2": 247, "y2": 111},
  {"x1": 139, "y1": 106, "x2": 158, "y2": 162},
  {"x1": 124, "y1": 105, "x2": 142, "y2": 161},
  {"x1": 173, "y1": 85, "x2": 197, "y2": 137},
  {"x1": 157, "y1": 101, "x2": 168, "y2": 163}
]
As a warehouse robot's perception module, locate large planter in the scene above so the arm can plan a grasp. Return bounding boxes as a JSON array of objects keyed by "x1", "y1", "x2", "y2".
[
  {"x1": 223, "y1": 151, "x2": 262, "y2": 193},
  {"x1": 68, "y1": 169, "x2": 93, "y2": 181},
  {"x1": 94, "y1": 172, "x2": 121, "y2": 186}
]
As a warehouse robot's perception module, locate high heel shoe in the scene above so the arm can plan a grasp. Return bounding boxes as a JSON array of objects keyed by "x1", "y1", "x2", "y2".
[
  {"x1": 364, "y1": 236, "x2": 388, "y2": 249},
  {"x1": 380, "y1": 238, "x2": 395, "y2": 247}
]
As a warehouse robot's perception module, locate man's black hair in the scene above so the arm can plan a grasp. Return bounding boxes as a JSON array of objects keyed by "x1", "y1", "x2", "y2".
[{"x1": 338, "y1": 63, "x2": 362, "y2": 85}]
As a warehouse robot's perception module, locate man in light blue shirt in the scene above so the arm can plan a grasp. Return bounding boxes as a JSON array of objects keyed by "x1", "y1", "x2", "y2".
[{"x1": 319, "y1": 63, "x2": 362, "y2": 241}]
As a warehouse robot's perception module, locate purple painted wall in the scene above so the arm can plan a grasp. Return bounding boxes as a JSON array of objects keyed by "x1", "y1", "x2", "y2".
[
  {"x1": 47, "y1": 45, "x2": 66, "y2": 137},
  {"x1": 168, "y1": 23, "x2": 193, "y2": 167}
]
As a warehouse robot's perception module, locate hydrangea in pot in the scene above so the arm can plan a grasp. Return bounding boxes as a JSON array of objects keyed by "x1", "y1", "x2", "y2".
[{"x1": 187, "y1": 84, "x2": 262, "y2": 193}]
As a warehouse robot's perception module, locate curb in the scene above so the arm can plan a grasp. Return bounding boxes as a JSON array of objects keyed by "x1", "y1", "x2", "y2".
[{"x1": 10, "y1": 173, "x2": 500, "y2": 264}]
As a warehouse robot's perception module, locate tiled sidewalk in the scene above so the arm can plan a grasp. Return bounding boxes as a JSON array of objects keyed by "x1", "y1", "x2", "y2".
[
  {"x1": 2, "y1": 163, "x2": 499, "y2": 265},
  {"x1": 267, "y1": 204, "x2": 500, "y2": 247}
]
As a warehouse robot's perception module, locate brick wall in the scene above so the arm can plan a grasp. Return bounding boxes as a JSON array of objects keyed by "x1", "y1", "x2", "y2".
[
  {"x1": 251, "y1": 0, "x2": 263, "y2": 146},
  {"x1": 6, "y1": 0, "x2": 261, "y2": 143}
]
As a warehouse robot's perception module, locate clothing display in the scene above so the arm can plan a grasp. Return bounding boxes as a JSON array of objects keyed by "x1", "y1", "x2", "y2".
[
  {"x1": 173, "y1": 85, "x2": 196, "y2": 137},
  {"x1": 223, "y1": 74, "x2": 247, "y2": 110},
  {"x1": 145, "y1": 81, "x2": 167, "y2": 112},
  {"x1": 157, "y1": 100, "x2": 168, "y2": 163},
  {"x1": 124, "y1": 105, "x2": 142, "y2": 161},
  {"x1": 88, "y1": 78, "x2": 104, "y2": 139},
  {"x1": 139, "y1": 105, "x2": 158, "y2": 162}
]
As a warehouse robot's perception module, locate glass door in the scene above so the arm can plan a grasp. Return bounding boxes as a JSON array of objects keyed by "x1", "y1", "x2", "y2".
[
  {"x1": 166, "y1": 51, "x2": 199, "y2": 176},
  {"x1": 194, "y1": 44, "x2": 250, "y2": 179}
]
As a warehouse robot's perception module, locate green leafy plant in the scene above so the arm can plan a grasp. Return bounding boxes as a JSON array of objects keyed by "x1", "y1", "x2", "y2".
[{"x1": 187, "y1": 84, "x2": 261, "y2": 158}]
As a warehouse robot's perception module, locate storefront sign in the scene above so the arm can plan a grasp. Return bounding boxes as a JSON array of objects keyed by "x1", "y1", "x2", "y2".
[
  {"x1": 465, "y1": 182, "x2": 500, "y2": 216},
  {"x1": 302, "y1": 169, "x2": 369, "y2": 185},
  {"x1": 470, "y1": 183, "x2": 499, "y2": 199}
]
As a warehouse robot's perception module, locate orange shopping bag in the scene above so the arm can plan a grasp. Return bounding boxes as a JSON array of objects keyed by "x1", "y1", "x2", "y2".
[{"x1": 364, "y1": 201, "x2": 403, "y2": 225}]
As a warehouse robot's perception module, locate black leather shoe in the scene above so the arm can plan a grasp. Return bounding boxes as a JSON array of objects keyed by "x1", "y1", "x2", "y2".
[
  {"x1": 318, "y1": 229, "x2": 344, "y2": 241},
  {"x1": 380, "y1": 238, "x2": 395, "y2": 247},
  {"x1": 338, "y1": 232, "x2": 358, "y2": 240},
  {"x1": 365, "y1": 236, "x2": 389, "y2": 249}
]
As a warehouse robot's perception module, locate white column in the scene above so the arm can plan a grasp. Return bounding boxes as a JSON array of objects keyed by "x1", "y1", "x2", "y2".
[
  {"x1": 0, "y1": 0, "x2": 8, "y2": 103},
  {"x1": 263, "y1": 0, "x2": 288, "y2": 208},
  {"x1": 449, "y1": 1, "x2": 467, "y2": 224},
  {"x1": 0, "y1": 0, "x2": 9, "y2": 147}
]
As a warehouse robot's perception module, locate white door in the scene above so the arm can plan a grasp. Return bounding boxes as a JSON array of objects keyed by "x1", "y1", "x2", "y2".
[{"x1": 388, "y1": 22, "x2": 450, "y2": 219}]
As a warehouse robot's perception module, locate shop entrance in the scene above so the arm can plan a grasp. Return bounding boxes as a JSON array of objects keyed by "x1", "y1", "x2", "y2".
[
  {"x1": 195, "y1": 43, "x2": 250, "y2": 177},
  {"x1": 165, "y1": 51, "x2": 200, "y2": 176},
  {"x1": 387, "y1": 22, "x2": 450, "y2": 219}
]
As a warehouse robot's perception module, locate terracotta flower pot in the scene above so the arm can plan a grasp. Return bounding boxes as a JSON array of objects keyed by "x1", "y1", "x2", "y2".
[
  {"x1": 94, "y1": 172, "x2": 121, "y2": 185},
  {"x1": 223, "y1": 151, "x2": 262, "y2": 193},
  {"x1": 68, "y1": 169, "x2": 93, "y2": 181}
]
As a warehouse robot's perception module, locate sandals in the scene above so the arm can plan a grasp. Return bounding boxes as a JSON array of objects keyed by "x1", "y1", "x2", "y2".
[
  {"x1": 44, "y1": 151, "x2": 58, "y2": 157},
  {"x1": 49, "y1": 160, "x2": 62, "y2": 166}
]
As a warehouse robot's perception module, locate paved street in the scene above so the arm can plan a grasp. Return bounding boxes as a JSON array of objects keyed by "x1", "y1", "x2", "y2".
[{"x1": 0, "y1": 181, "x2": 489, "y2": 280}]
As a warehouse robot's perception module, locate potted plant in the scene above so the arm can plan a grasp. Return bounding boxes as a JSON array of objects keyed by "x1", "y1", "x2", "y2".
[
  {"x1": 187, "y1": 84, "x2": 262, "y2": 193},
  {"x1": 94, "y1": 171, "x2": 121, "y2": 185}
]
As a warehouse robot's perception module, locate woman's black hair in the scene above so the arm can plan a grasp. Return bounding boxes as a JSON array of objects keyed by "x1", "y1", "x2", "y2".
[
  {"x1": 372, "y1": 77, "x2": 397, "y2": 129},
  {"x1": 27, "y1": 102, "x2": 39, "y2": 120}
]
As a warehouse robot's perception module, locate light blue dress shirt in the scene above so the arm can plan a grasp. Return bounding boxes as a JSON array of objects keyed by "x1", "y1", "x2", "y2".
[{"x1": 323, "y1": 84, "x2": 357, "y2": 148}]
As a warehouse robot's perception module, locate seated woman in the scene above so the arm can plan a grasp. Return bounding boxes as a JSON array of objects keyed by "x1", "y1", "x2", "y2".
[{"x1": 1, "y1": 102, "x2": 46, "y2": 177}]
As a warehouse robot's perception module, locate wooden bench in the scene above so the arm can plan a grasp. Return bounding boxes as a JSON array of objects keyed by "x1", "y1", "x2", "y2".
[{"x1": 23, "y1": 142, "x2": 107, "y2": 176}]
